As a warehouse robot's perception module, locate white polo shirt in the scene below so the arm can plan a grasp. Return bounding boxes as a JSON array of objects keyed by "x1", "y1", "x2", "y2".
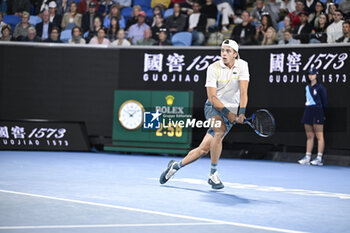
[{"x1": 205, "y1": 58, "x2": 250, "y2": 112}]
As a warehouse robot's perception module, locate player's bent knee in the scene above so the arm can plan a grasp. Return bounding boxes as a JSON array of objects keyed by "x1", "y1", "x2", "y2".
[
  {"x1": 199, "y1": 147, "x2": 210, "y2": 155},
  {"x1": 213, "y1": 131, "x2": 225, "y2": 140},
  {"x1": 212, "y1": 121, "x2": 226, "y2": 138}
]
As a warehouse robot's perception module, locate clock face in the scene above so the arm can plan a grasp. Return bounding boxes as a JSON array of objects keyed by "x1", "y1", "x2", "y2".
[{"x1": 118, "y1": 100, "x2": 144, "y2": 130}]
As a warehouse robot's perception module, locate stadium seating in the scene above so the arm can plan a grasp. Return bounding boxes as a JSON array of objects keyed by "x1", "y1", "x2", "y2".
[
  {"x1": 1, "y1": 0, "x2": 343, "y2": 47},
  {"x1": 277, "y1": 21, "x2": 284, "y2": 31},
  {"x1": 133, "y1": 0, "x2": 151, "y2": 9},
  {"x1": 164, "y1": 8, "x2": 174, "y2": 18},
  {"x1": 121, "y1": 7, "x2": 133, "y2": 20},
  {"x1": 3, "y1": 15, "x2": 21, "y2": 30},
  {"x1": 171, "y1": 32, "x2": 192, "y2": 46},
  {"x1": 29, "y1": 16, "x2": 42, "y2": 26},
  {"x1": 146, "y1": 8, "x2": 154, "y2": 18},
  {"x1": 60, "y1": 29, "x2": 72, "y2": 43}
]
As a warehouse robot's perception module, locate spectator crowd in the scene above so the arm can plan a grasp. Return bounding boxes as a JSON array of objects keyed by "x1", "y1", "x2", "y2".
[{"x1": 0, "y1": 0, "x2": 349, "y2": 45}]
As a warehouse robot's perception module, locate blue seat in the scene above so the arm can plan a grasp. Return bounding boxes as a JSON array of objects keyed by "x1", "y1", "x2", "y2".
[
  {"x1": 29, "y1": 15, "x2": 42, "y2": 26},
  {"x1": 121, "y1": 7, "x2": 133, "y2": 20},
  {"x1": 3, "y1": 15, "x2": 21, "y2": 30},
  {"x1": 146, "y1": 8, "x2": 154, "y2": 18},
  {"x1": 142, "y1": 7, "x2": 151, "y2": 14},
  {"x1": 83, "y1": 31, "x2": 89, "y2": 38},
  {"x1": 277, "y1": 20, "x2": 284, "y2": 30},
  {"x1": 60, "y1": 29, "x2": 72, "y2": 43},
  {"x1": 164, "y1": 8, "x2": 174, "y2": 18},
  {"x1": 133, "y1": 0, "x2": 151, "y2": 9},
  {"x1": 171, "y1": 32, "x2": 192, "y2": 46}
]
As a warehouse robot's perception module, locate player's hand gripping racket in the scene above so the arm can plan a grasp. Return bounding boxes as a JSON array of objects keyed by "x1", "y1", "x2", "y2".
[{"x1": 241, "y1": 109, "x2": 275, "y2": 137}]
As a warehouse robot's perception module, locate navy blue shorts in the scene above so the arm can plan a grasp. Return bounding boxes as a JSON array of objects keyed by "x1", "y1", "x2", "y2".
[
  {"x1": 204, "y1": 100, "x2": 234, "y2": 137},
  {"x1": 302, "y1": 106, "x2": 325, "y2": 125}
]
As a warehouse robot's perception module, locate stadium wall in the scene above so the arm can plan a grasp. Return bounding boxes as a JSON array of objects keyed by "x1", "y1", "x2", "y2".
[{"x1": 0, "y1": 42, "x2": 349, "y2": 151}]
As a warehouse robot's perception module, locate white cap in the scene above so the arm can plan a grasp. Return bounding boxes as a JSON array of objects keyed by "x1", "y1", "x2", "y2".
[
  {"x1": 221, "y1": 39, "x2": 239, "y2": 53},
  {"x1": 49, "y1": 1, "x2": 57, "y2": 8}
]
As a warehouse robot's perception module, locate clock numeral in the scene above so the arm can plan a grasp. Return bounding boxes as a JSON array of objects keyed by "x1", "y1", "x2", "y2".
[
  {"x1": 156, "y1": 123, "x2": 163, "y2": 136},
  {"x1": 175, "y1": 124, "x2": 182, "y2": 137},
  {"x1": 155, "y1": 123, "x2": 183, "y2": 138},
  {"x1": 167, "y1": 125, "x2": 174, "y2": 137}
]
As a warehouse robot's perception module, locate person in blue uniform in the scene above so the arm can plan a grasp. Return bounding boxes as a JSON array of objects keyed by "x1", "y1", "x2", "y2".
[{"x1": 298, "y1": 67, "x2": 327, "y2": 166}]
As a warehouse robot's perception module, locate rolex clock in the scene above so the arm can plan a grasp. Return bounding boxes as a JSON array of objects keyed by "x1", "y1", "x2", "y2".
[
  {"x1": 106, "y1": 90, "x2": 193, "y2": 155},
  {"x1": 118, "y1": 100, "x2": 144, "y2": 130}
]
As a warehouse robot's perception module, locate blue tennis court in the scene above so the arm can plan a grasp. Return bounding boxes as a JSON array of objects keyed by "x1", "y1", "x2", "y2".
[{"x1": 0, "y1": 151, "x2": 349, "y2": 233}]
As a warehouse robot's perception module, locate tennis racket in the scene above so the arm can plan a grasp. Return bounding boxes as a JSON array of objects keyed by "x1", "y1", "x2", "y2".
[{"x1": 242, "y1": 109, "x2": 275, "y2": 137}]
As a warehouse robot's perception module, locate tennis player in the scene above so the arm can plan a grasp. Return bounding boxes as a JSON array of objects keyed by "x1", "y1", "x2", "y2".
[
  {"x1": 160, "y1": 39, "x2": 250, "y2": 189},
  {"x1": 298, "y1": 67, "x2": 327, "y2": 166}
]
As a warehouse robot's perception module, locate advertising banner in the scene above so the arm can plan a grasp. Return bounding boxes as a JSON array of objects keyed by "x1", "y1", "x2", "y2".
[
  {"x1": 118, "y1": 46, "x2": 350, "y2": 149},
  {"x1": 0, "y1": 120, "x2": 90, "y2": 151},
  {"x1": 1, "y1": 43, "x2": 349, "y2": 149}
]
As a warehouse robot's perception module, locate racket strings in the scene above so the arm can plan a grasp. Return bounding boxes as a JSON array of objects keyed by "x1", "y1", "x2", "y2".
[{"x1": 253, "y1": 112, "x2": 275, "y2": 136}]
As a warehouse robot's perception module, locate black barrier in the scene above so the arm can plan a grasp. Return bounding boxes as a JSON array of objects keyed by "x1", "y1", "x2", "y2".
[
  {"x1": 0, "y1": 43, "x2": 349, "y2": 150},
  {"x1": 0, "y1": 120, "x2": 90, "y2": 151},
  {"x1": 117, "y1": 45, "x2": 350, "y2": 149},
  {"x1": 0, "y1": 43, "x2": 119, "y2": 139}
]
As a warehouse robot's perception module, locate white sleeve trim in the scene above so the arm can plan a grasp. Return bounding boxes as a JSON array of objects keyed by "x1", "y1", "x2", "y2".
[
  {"x1": 205, "y1": 63, "x2": 218, "y2": 88},
  {"x1": 238, "y1": 60, "x2": 250, "y2": 81}
]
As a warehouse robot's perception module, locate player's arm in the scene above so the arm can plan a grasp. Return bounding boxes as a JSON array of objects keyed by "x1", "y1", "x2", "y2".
[
  {"x1": 207, "y1": 87, "x2": 237, "y2": 123},
  {"x1": 205, "y1": 63, "x2": 226, "y2": 111},
  {"x1": 207, "y1": 87, "x2": 224, "y2": 110},
  {"x1": 236, "y1": 60, "x2": 250, "y2": 124},
  {"x1": 239, "y1": 80, "x2": 249, "y2": 108},
  {"x1": 236, "y1": 80, "x2": 249, "y2": 123}
]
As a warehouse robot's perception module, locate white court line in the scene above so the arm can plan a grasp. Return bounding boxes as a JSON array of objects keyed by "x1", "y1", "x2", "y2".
[
  {"x1": 0, "y1": 222, "x2": 220, "y2": 230},
  {"x1": 0, "y1": 189, "x2": 308, "y2": 233},
  {"x1": 153, "y1": 178, "x2": 350, "y2": 199}
]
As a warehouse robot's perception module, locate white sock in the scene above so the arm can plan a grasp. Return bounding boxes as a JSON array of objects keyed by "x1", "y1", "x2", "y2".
[
  {"x1": 317, "y1": 153, "x2": 323, "y2": 159},
  {"x1": 305, "y1": 152, "x2": 311, "y2": 159},
  {"x1": 210, "y1": 163, "x2": 217, "y2": 175}
]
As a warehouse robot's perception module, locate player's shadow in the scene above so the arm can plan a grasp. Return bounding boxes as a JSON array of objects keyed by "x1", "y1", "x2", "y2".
[{"x1": 162, "y1": 185, "x2": 260, "y2": 206}]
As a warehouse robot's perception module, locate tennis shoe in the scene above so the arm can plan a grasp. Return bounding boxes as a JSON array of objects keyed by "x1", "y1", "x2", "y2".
[
  {"x1": 298, "y1": 156, "x2": 311, "y2": 165},
  {"x1": 208, "y1": 171, "x2": 224, "y2": 189},
  {"x1": 159, "y1": 160, "x2": 177, "y2": 184},
  {"x1": 310, "y1": 157, "x2": 323, "y2": 166}
]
